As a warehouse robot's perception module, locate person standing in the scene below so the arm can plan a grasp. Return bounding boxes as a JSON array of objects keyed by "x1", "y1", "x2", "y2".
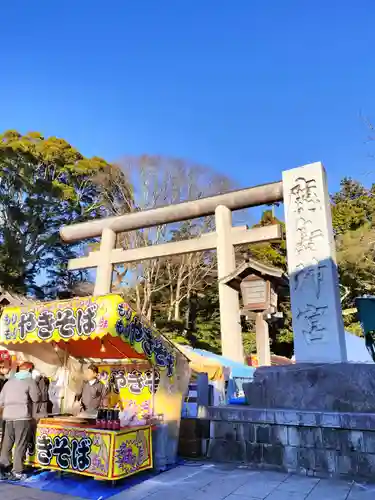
[
  {"x1": 0, "y1": 362, "x2": 41, "y2": 481},
  {"x1": 0, "y1": 363, "x2": 10, "y2": 393},
  {"x1": 31, "y1": 369, "x2": 52, "y2": 419},
  {"x1": 75, "y1": 364, "x2": 108, "y2": 413},
  {"x1": 0, "y1": 363, "x2": 11, "y2": 455}
]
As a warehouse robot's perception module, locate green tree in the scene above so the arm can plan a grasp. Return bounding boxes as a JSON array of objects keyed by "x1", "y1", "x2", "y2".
[
  {"x1": 331, "y1": 178, "x2": 375, "y2": 234},
  {"x1": 332, "y1": 178, "x2": 375, "y2": 318},
  {"x1": 0, "y1": 130, "x2": 130, "y2": 296},
  {"x1": 152, "y1": 274, "x2": 222, "y2": 351},
  {"x1": 248, "y1": 210, "x2": 287, "y2": 270}
]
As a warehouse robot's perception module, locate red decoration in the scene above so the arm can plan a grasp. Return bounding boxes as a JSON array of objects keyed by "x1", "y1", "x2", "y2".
[{"x1": 0, "y1": 350, "x2": 10, "y2": 361}]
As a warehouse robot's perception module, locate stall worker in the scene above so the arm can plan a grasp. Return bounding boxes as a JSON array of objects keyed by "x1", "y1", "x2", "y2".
[
  {"x1": 31, "y1": 369, "x2": 52, "y2": 419},
  {"x1": 0, "y1": 362, "x2": 41, "y2": 481},
  {"x1": 75, "y1": 364, "x2": 108, "y2": 413}
]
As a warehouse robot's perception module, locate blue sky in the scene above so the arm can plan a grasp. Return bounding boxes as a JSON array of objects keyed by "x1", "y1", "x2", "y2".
[{"x1": 1, "y1": 1, "x2": 375, "y2": 200}]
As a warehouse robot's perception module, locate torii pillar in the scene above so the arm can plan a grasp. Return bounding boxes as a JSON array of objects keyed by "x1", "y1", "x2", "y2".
[{"x1": 215, "y1": 205, "x2": 244, "y2": 362}]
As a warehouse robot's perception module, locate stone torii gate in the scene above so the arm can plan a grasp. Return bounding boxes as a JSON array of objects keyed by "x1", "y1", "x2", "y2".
[{"x1": 60, "y1": 162, "x2": 347, "y2": 365}]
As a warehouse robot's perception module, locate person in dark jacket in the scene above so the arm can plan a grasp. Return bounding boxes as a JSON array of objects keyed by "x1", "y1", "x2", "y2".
[
  {"x1": 0, "y1": 363, "x2": 11, "y2": 456},
  {"x1": 0, "y1": 362, "x2": 41, "y2": 481},
  {"x1": 75, "y1": 364, "x2": 108, "y2": 413},
  {"x1": 0, "y1": 363, "x2": 10, "y2": 394},
  {"x1": 31, "y1": 370, "x2": 51, "y2": 419}
]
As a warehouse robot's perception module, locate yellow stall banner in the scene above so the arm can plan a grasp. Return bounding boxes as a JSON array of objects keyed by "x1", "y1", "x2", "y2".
[
  {"x1": 0, "y1": 294, "x2": 177, "y2": 377},
  {"x1": 26, "y1": 424, "x2": 152, "y2": 480},
  {"x1": 98, "y1": 364, "x2": 161, "y2": 419},
  {"x1": 112, "y1": 427, "x2": 152, "y2": 479}
]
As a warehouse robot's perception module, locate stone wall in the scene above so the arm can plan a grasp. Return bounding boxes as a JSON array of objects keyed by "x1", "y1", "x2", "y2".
[{"x1": 206, "y1": 406, "x2": 375, "y2": 480}]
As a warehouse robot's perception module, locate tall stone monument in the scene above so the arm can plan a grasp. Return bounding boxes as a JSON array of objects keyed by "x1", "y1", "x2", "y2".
[
  {"x1": 242, "y1": 163, "x2": 375, "y2": 413},
  {"x1": 282, "y1": 162, "x2": 347, "y2": 363}
]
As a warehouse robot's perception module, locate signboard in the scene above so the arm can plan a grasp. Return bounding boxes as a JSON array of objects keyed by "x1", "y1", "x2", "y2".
[
  {"x1": 113, "y1": 427, "x2": 152, "y2": 479},
  {"x1": 0, "y1": 294, "x2": 176, "y2": 376},
  {"x1": 241, "y1": 276, "x2": 269, "y2": 311},
  {"x1": 26, "y1": 423, "x2": 152, "y2": 480},
  {"x1": 270, "y1": 286, "x2": 278, "y2": 309},
  {"x1": 98, "y1": 364, "x2": 161, "y2": 419}
]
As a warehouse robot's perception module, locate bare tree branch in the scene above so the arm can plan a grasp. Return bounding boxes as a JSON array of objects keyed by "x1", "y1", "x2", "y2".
[{"x1": 97, "y1": 155, "x2": 236, "y2": 320}]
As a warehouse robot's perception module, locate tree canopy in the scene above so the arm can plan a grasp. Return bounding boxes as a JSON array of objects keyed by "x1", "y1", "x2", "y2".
[{"x1": 0, "y1": 129, "x2": 130, "y2": 296}]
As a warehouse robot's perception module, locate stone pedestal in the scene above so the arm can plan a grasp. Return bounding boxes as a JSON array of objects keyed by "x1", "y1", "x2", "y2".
[
  {"x1": 243, "y1": 363, "x2": 375, "y2": 413},
  {"x1": 206, "y1": 405, "x2": 375, "y2": 480}
]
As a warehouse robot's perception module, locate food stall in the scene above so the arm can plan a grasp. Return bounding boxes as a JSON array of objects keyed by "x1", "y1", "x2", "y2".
[
  {"x1": 0, "y1": 294, "x2": 190, "y2": 481},
  {"x1": 177, "y1": 345, "x2": 227, "y2": 416},
  {"x1": 177, "y1": 344, "x2": 255, "y2": 408}
]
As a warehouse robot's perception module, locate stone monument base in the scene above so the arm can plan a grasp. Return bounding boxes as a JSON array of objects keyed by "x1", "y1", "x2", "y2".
[
  {"x1": 204, "y1": 405, "x2": 375, "y2": 480},
  {"x1": 243, "y1": 363, "x2": 375, "y2": 413}
]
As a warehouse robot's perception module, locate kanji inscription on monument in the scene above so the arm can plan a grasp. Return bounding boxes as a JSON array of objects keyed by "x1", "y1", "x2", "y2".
[{"x1": 283, "y1": 162, "x2": 347, "y2": 363}]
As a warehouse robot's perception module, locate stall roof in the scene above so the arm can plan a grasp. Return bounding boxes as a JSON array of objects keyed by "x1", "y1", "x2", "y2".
[
  {"x1": 0, "y1": 290, "x2": 35, "y2": 307},
  {"x1": 176, "y1": 344, "x2": 225, "y2": 381},
  {"x1": 176, "y1": 344, "x2": 255, "y2": 380},
  {"x1": 0, "y1": 294, "x2": 186, "y2": 378},
  {"x1": 191, "y1": 348, "x2": 256, "y2": 379}
]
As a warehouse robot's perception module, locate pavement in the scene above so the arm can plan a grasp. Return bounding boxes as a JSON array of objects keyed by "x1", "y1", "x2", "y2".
[{"x1": 0, "y1": 463, "x2": 374, "y2": 500}]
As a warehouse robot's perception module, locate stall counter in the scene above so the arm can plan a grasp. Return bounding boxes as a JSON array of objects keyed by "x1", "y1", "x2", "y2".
[{"x1": 26, "y1": 421, "x2": 153, "y2": 481}]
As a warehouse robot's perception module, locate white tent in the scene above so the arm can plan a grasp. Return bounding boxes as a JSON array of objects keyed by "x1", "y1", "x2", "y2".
[
  {"x1": 0, "y1": 342, "x2": 83, "y2": 413},
  {"x1": 345, "y1": 331, "x2": 373, "y2": 363},
  {"x1": 291, "y1": 331, "x2": 372, "y2": 364}
]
